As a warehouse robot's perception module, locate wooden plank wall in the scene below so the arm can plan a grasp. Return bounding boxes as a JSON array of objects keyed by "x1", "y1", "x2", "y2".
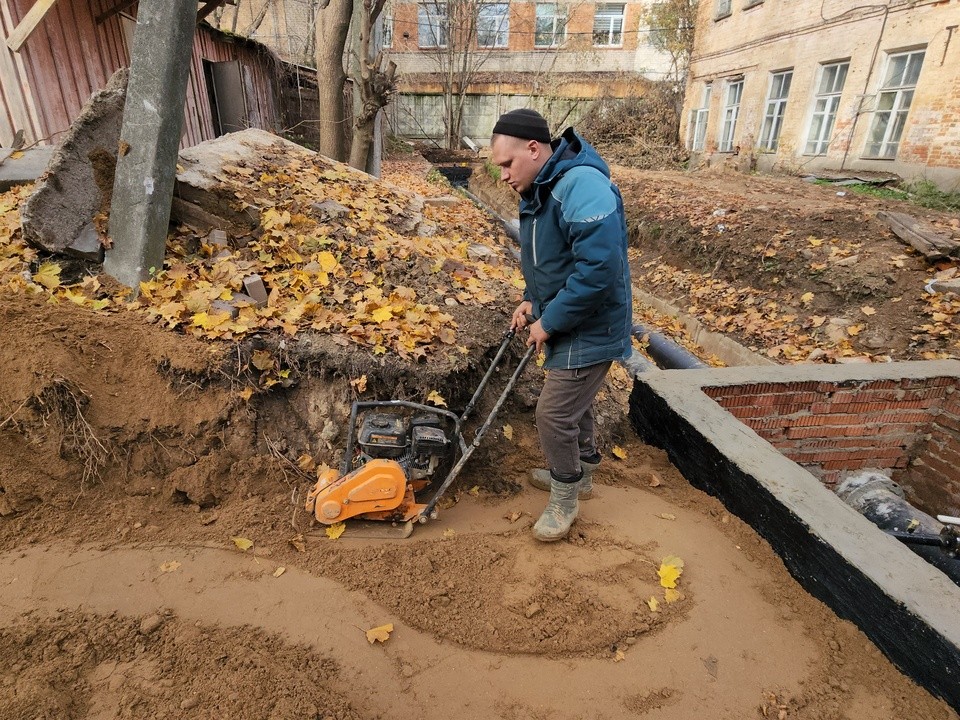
[{"x1": 0, "y1": 0, "x2": 281, "y2": 148}]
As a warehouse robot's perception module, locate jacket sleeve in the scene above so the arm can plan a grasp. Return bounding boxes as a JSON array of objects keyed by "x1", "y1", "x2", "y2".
[{"x1": 538, "y1": 167, "x2": 623, "y2": 337}]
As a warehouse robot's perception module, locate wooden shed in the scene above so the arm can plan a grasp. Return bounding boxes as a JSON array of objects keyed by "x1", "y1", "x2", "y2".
[{"x1": 0, "y1": 0, "x2": 285, "y2": 149}]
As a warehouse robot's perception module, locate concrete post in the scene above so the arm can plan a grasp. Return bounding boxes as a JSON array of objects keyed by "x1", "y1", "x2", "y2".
[{"x1": 103, "y1": 0, "x2": 197, "y2": 290}]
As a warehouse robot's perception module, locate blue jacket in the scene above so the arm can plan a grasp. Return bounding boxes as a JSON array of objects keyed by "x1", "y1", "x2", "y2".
[{"x1": 519, "y1": 128, "x2": 632, "y2": 370}]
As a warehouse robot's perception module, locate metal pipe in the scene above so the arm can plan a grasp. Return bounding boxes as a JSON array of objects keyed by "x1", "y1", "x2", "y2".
[
  {"x1": 633, "y1": 324, "x2": 708, "y2": 370},
  {"x1": 837, "y1": 472, "x2": 960, "y2": 586}
]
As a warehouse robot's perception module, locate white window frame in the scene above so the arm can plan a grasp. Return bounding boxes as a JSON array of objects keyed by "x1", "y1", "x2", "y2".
[
  {"x1": 687, "y1": 83, "x2": 711, "y2": 151},
  {"x1": 864, "y1": 49, "x2": 925, "y2": 159},
  {"x1": 381, "y1": 2, "x2": 393, "y2": 48},
  {"x1": 593, "y1": 3, "x2": 625, "y2": 47},
  {"x1": 535, "y1": 2, "x2": 567, "y2": 48},
  {"x1": 718, "y1": 78, "x2": 742, "y2": 152},
  {"x1": 477, "y1": 2, "x2": 510, "y2": 48},
  {"x1": 418, "y1": 2, "x2": 448, "y2": 48},
  {"x1": 758, "y1": 70, "x2": 792, "y2": 151},
  {"x1": 804, "y1": 61, "x2": 849, "y2": 156}
]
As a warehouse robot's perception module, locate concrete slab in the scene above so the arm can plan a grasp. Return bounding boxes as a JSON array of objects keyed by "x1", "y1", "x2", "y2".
[
  {"x1": 0, "y1": 147, "x2": 54, "y2": 191},
  {"x1": 629, "y1": 360, "x2": 960, "y2": 712}
]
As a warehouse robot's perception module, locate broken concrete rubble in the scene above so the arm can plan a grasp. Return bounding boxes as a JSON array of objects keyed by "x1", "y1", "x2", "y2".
[{"x1": 21, "y1": 68, "x2": 129, "y2": 259}]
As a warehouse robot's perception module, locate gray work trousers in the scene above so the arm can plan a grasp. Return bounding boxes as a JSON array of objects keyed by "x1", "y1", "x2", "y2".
[{"x1": 535, "y1": 361, "x2": 612, "y2": 478}]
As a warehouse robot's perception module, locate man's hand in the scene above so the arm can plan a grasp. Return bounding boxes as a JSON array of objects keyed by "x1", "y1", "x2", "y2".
[
  {"x1": 526, "y1": 320, "x2": 550, "y2": 354},
  {"x1": 511, "y1": 301, "x2": 533, "y2": 331}
]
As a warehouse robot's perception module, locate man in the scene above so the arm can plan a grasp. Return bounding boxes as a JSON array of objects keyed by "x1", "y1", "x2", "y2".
[{"x1": 490, "y1": 108, "x2": 632, "y2": 542}]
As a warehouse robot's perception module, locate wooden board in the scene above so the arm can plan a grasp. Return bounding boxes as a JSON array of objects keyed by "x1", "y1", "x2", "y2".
[
  {"x1": 877, "y1": 211, "x2": 960, "y2": 260},
  {"x1": 6, "y1": 0, "x2": 60, "y2": 52}
]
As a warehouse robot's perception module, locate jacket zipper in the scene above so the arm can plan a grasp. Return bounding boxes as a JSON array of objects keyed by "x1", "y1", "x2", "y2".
[{"x1": 532, "y1": 219, "x2": 538, "y2": 266}]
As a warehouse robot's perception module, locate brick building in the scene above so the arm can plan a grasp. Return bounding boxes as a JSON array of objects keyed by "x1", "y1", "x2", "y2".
[
  {"x1": 384, "y1": 0, "x2": 676, "y2": 140},
  {"x1": 680, "y1": 0, "x2": 960, "y2": 189}
]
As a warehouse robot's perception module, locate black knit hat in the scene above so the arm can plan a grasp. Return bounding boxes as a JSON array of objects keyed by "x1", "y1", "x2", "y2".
[{"x1": 492, "y1": 109, "x2": 551, "y2": 143}]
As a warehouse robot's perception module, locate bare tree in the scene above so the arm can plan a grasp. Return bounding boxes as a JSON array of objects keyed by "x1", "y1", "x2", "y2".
[
  {"x1": 348, "y1": 0, "x2": 397, "y2": 170},
  {"x1": 316, "y1": 0, "x2": 355, "y2": 160},
  {"x1": 642, "y1": 0, "x2": 697, "y2": 86}
]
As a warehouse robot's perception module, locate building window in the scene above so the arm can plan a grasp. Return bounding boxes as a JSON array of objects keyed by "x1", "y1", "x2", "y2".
[
  {"x1": 593, "y1": 3, "x2": 625, "y2": 47},
  {"x1": 805, "y1": 61, "x2": 849, "y2": 155},
  {"x1": 535, "y1": 3, "x2": 567, "y2": 47},
  {"x1": 688, "y1": 83, "x2": 711, "y2": 151},
  {"x1": 758, "y1": 70, "x2": 792, "y2": 151},
  {"x1": 864, "y1": 49, "x2": 925, "y2": 159},
  {"x1": 381, "y1": 2, "x2": 393, "y2": 48},
  {"x1": 477, "y1": 2, "x2": 510, "y2": 47},
  {"x1": 715, "y1": 0, "x2": 731, "y2": 19},
  {"x1": 718, "y1": 78, "x2": 742, "y2": 151},
  {"x1": 418, "y1": 2, "x2": 447, "y2": 48}
]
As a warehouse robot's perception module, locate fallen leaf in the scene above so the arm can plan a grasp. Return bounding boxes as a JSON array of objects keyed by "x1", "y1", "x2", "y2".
[
  {"x1": 613, "y1": 649, "x2": 626, "y2": 662},
  {"x1": 468, "y1": 485, "x2": 480, "y2": 496},
  {"x1": 611, "y1": 445, "x2": 628, "y2": 460},
  {"x1": 427, "y1": 390, "x2": 447, "y2": 407},
  {"x1": 647, "y1": 596, "x2": 660, "y2": 612},
  {"x1": 847, "y1": 324, "x2": 864, "y2": 336},
  {"x1": 326, "y1": 522, "x2": 346, "y2": 539},
  {"x1": 664, "y1": 588, "x2": 682, "y2": 603},
  {"x1": 906, "y1": 518, "x2": 920, "y2": 532},
  {"x1": 504, "y1": 510, "x2": 522, "y2": 523},
  {"x1": 251, "y1": 349, "x2": 274, "y2": 371},
  {"x1": 861, "y1": 305, "x2": 876, "y2": 316},
  {"x1": 238, "y1": 387, "x2": 254, "y2": 401},
  {"x1": 800, "y1": 292, "x2": 814, "y2": 305},
  {"x1": 350, "y1": 375, "x2": 368, "y2": 393},
  {"x1": 273, "y1": 566, "x2": 286, "y2": 577},
  {"x1": 442, "y1": 528, "x2": 457, "y2": 538},
  {"x1": 365, "y1": 623, "x2": 394, "y2": 644},
  {"x1": 288, "y1": 534, "x2": 306, "y2": 553},
  {"x1": 647, "y1": 473, "x2": 662, "y2": 487},
  {"x1": 657, "y1": 512, "x2": 677, "y2": 521},
  {"x1": 232, "y1": 537, "x2": 254, "y2": 551},
  {"x1": 33, "y1": 262, "x2": 62, "y2": 290},
  {"x1": 502, "y1": 424, "x2": 513, "y2": 440},
  {"x1": 658, "y1": 555, "x2": 684, "y2": 589},
  {"x1": 297, "y1": 454, "x2": 316, "y2": 472},
  {"x1": 159, "y1": 560, "x2": 181, "y2": 573}
]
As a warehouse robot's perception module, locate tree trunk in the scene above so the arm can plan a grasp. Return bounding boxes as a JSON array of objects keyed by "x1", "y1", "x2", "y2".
[{"x1": 315, "y1": 0, "x2": 353, "y2": 161}]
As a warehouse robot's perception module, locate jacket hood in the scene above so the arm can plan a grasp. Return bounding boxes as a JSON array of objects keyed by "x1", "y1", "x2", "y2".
[{"x1": 521, "y1": 128, "x2": 610, "y2": 212}]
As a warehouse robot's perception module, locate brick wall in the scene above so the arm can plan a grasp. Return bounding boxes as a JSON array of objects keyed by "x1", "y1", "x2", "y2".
[{"x1": 703, "y1": 378, "x2": 960, "y2": 514}]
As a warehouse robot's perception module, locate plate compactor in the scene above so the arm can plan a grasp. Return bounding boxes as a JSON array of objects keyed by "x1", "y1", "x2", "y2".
[{"x1": 304, "y1": 329, "x2": 536, "y2": 538}]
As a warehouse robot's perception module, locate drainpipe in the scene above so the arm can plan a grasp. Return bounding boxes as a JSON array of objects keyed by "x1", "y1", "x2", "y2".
[
  {"x1": 633, "y1": 324, "x2": 708, "y2": 370},
  {"x1": 837, "y1": 472, "x2": 960, "y2": 586}
]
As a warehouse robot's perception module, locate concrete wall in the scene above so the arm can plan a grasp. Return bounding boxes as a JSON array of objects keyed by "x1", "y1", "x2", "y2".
[{"x1": 680, "y1": 0, "x2": 960, "y2": 189}]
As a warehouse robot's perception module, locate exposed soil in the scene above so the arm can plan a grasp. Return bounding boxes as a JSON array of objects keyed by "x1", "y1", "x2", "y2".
[{"x1": 1, "y1": 159, "x2": 958, "y2": 719}]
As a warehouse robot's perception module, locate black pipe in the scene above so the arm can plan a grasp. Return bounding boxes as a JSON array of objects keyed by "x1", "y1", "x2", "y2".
[
  {"x1": 632, "y1": 324, "x2": 708, "y2": 370},
  {"x1": 837, "y1": 472, "x2": 960, "y2": 587},
  {"x1": 459, "y1": 188, "x2": 520, "y2": 245}
]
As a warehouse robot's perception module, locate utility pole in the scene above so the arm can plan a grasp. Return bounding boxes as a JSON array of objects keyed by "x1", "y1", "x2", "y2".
[{"x1": 103, "y1": 0, "x2": 197, "y2": 290}]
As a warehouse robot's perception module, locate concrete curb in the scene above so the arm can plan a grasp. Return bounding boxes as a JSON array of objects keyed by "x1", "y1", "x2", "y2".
[{"x1": 629, "y1": 360, "x2": 960, "y2": 712}]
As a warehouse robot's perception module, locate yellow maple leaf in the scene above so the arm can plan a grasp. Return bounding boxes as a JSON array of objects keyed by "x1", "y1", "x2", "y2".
[
  {"x1": 847, "y1": 324, "x2": 864, "y2": 336},
  {"x1": 371, "y1": 306, "x2": 394, "y2": 323},
  {"x1": 502, "y1": 424, "x2": 513, "y2": 441},
  {"x1": 33, "y1": 262, "x2": 62, "y2": 290},
  {"x1": 800, "y1": 292, "x2": 814, "y2": 305},
  {"x1": 808, "y1": 237, "x2": 824, "y2": 247},
  {"x1": 350, "y1": 375, "x2": 368, "y2": 393},
  {"x1": 427, "y1": 390, "x2": 447, "y2": 407},
  {"x1": 326, "y1": 522, "x2": 346, "y2": 539},
  {"x1": 61, "y1": 288, "x2": 89, "y2": 306},
  {"x1": 664, "y1": 588, "x2": 682, "y2": 603},
  {"x1": 657, "y1": 555, "x2": 684, "y2": 589},
  {"x1": 159, "y1": 560, "x2": 181, "y2": 573},
  {"x1": 232, "y1": 537, "x2": 254, "y2": 551},
  {"x1": 238, "y1": 387, "x2": 254, "y2": 401},
  {"x1": 647, "y1": 596, "x2": 660, "y2": 612},
  {"x1": 317, "y1": 251, "x2": 339, "y2": 272},
  {"x1": 611, "y1": 445, "x2": 627, "y2": 460},
  {"x1": 468, "y1": 486, "x2": 480, "y2": 496},
  {"x1": 365, "y1": 623, "x2": 394, "y2": 644},
  {"x1": 861, "y1": 306, "x2": 876, "y2": 316}
]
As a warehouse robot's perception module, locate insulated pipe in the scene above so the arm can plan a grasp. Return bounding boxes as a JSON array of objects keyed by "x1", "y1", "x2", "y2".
[
  {"x1": 459, "y1": 188, "x2": 520, "y2": 245},
  {"x1": 837, "y1": 472, "x2": 960, "y2": 586},
  {"x1": 632, "y1": 324, "x2": 708, "y2": 370}
]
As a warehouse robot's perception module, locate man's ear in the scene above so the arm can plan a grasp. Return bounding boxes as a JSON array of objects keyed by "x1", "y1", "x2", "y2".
[{"x1": 527, "y1": 139, "x2": 541, "y2": 156}]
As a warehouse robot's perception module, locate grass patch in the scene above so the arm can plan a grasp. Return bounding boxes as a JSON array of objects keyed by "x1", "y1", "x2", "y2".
[
  {"x1": 483, "y1": 160, "x2": 501, "y2": 182},
  {"x1": 814, "y1": 178, "x2": 960, "y2": 211}
]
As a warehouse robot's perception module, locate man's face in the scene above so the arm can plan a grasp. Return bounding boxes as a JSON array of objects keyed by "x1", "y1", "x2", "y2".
[{"x1": 491, "y1": 135, "x2": 547, "y2": 195}]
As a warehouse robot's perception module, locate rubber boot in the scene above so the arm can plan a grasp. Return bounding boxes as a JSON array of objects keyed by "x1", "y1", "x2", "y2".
[
  {"x1": 532, "y1": 476, "x2": 580, "y2": 542},
  {"x1": 529, "y1": 458, "x2": 599, "y2": 499}
]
